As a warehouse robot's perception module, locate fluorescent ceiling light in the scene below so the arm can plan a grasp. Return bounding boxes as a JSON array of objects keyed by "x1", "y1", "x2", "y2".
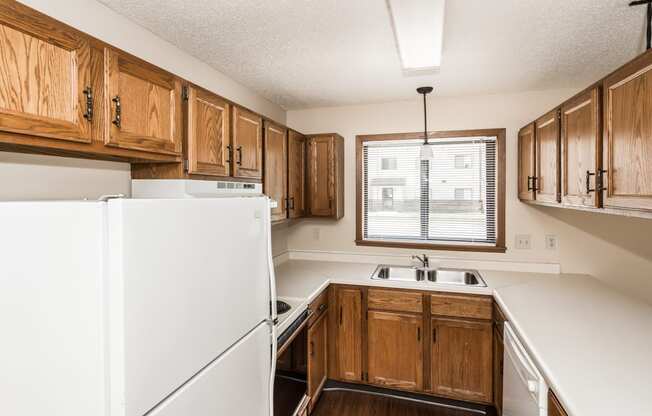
[{"x1": 387, "y1": 0, "x2": 445, "y2": 72}]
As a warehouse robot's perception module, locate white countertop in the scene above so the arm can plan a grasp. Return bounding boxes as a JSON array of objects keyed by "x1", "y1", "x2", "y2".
[{"x1": 275, "y1": 259, "x2": 652, "y2": 416}]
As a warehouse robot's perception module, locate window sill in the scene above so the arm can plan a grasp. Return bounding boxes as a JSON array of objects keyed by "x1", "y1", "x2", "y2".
[{"x1": 355, "y1": 239, "x2": 507, "y2": 253}]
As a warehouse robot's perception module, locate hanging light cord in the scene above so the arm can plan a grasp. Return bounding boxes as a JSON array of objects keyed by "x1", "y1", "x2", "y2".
[
  {"x1": 630, "y1": 0, "x2": 652, "y2": 50},
  {"x1": 416, "y1": 86, "x2": 433, "y2": 145}
]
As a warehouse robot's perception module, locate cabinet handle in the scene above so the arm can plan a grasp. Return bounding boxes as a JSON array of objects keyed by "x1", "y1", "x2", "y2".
[
  {"x1": 112, "y1": 96, "x2": 121, "y2": 128},
  {"x1": 226, "y1": 145, "x2": 232, "y2": 164},
  {"x1": 289, "y1": 197, "x2": 295, "y2": 210},
  {"x1": 318, "y1": 303, "x2": 327, "y2": 313},
  {"x1": 236, "y1": 146, "x2": 243, "y2": 165},
  {"x1": 339, "y1": 306, "x2": 343, "y2": 326},
  {"x1": 585, "y1": 170, "x2": 596, "y2": 194},
  {"x1": 598, "y1": 169, "x2": 608, "y2": 192},
  {"x1": 83, "y1": 87, "x2": 93, "y2": 122},
  {"x1": 310, "y1": 341, "x2": 314, "y2": 357},
  {"x1": 417, "y1": 327, "x2": 421, "y2": 342},
  {"x1": 432, "y1": 328, "x2": 437, "y2": 343}
]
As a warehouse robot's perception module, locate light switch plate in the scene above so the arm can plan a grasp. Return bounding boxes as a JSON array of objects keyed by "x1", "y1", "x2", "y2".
[
  {"x1": 545, "y1": 235, "x2": 558, "y2": 250},
  {"x1": 515, "y1": 234, "x2": 531, "y2": 249}
]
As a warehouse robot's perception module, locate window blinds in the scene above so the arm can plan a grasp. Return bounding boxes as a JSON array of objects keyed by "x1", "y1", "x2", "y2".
[{"x1": 362, "y1": 137, "x2": 497, "y2": 246}]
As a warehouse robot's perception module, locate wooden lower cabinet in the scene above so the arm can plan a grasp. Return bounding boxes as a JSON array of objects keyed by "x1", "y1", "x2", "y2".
[
  {"x1": 493, "y1": 326, "x2": 504, "y2": 415},
  {"x1": 329, "y1": 286, "x2": 363, "y2": 382},
  {"x1": 430, "y1": 318, "x2": 493, "y2": 403},
  {"x1": 308, "y1": 312, "x2": 328, "y2": 412},
  {"x1": 548, "y1": 390, "x2": 568, "y2": 416},
  {"x1": 367, "y1": 311, "x2": 423, "y2": 391}
]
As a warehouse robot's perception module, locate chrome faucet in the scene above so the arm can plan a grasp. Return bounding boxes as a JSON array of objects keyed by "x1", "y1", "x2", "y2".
[{"x1": 412, "y1": 254, "x2": 430, "y2": 269}]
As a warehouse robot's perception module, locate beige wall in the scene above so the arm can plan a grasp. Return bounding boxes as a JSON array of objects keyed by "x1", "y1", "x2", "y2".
[
  {"x1": 1, "y1": 0, "x2": 286, "y2": 201},
  {"x1": 286, "y1": 90, "x2": 652, "y2": 304}
]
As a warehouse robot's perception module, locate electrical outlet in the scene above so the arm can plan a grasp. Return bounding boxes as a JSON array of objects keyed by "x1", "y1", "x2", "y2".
[
  {"x1": 312, "y1": 227, "x2": 320, "y2": 241},
  {"x1": 515, "y1": 234, "x2": 531, "y2": 250},
  {"x1": 545, "y1": 235, "x2": 558, "y2": 250}
]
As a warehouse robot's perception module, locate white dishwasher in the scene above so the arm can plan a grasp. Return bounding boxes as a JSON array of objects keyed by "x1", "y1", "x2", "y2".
[{"x1": 503, "y1": 322, "x2": 548, "y2": 416}]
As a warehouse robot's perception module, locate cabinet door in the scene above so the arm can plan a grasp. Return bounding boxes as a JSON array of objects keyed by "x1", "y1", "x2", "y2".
[
  {"x1": 535, "y1": 109, "x2": 561, "y2": 203},
  {"x1": 307, "y1": 136, "x2": 335, "y2": 216},
  {"x1": 105, "y1": 48, "x2": 182, "y2": 155},
  {"x1": 518, "y1": 123, "x2": 536, "y2": 201},
  {"x1": 288, "y1": 130, "x2": 307, "y2": 218},
  {"x1": 561, "y1": 88, "x2": 601, "y2": 207},
  {"x1": 308, "y1": 312, "x2": 327, "y2": 411},
  {"x1": 603, "y1": 53, "x2": 652, "y2": 212},
  {"x1": 548, "y1": 390, "x2": 569, "y2": 416},
  {"x1": 232, "y1": 106, "x2": 263, "y2": 179},
  {"x1": 0, "y1": 3, "x2": 92, "y2": 143},
  {"x1": 264, "y1": 122, "x2": 287, "y2": 221},
  {"x1": 493, "y1": 326, "x2": 504, "y2": 415},
  {"x1": 367, "y1": 311, "x2": 423, "y2": 391},
  {"x1": 187, "y1": 87, "x2": 230, "y2": 176},
  {"x1": 431, "y1": 318, "x2": 493, "y2": 403},
  {"x1": 334, "y1": 287, "x2": 362, "y2": 382}
]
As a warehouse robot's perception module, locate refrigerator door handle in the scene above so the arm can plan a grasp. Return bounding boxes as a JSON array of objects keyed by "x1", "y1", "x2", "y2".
[{"x1": 263, "y1": 196, "x2": 278, "y2": 416}]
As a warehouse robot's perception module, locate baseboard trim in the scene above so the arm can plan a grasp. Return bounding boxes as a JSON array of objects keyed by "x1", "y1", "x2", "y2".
[{"x1": 284, "y1": 249, "x2": 561, "y2": 274}]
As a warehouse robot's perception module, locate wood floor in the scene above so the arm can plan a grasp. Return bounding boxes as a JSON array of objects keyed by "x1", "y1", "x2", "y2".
[{"x1": 311, "y1": 390, "x2": 488, "y2": 416}]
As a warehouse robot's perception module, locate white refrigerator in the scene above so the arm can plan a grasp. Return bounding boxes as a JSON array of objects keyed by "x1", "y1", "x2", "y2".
[{"x1": 0, "y1": 196, "x2": 277, "y2": 416}]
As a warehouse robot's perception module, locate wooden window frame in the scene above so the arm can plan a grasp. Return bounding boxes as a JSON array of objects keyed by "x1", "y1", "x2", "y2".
[{"x1": 355, "y1": 129, "x2": 506, "y2": 253}]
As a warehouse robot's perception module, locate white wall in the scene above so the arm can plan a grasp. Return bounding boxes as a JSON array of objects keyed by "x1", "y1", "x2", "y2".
[
  {"x1": 0, "y1": 0, "x2": 287, "y2": 201},
  {"x1": 286, "y1": 90, "x2": 652, "y2": 304}
]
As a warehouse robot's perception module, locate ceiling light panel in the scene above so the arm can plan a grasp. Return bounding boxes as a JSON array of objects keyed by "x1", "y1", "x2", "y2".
[{"x1": 387, "y1": 0, "x2": 446, "y2": 72}]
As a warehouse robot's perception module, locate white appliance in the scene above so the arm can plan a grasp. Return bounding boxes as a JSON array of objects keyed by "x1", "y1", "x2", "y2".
[
  {"x1": 0, "y1": 188, "x2": 277, "y2": 416},
  {"x1": 503, "y1": 322, "x2": 548, "y2": 416}
]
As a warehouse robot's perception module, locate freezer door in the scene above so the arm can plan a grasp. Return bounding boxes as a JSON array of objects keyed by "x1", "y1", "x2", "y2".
[
  {"x1": 106, "y1": 197, "x2": 273, "y2": 416},
  {"x1": 0, "y1": 201, "x2": 106, "y2": 416},
  {"x1": 147, "y1": 322, "x2": 272, "y2": 416}
]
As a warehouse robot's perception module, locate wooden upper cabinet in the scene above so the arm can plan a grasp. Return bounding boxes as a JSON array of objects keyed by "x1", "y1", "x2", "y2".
[
  {"x1": 307, "y1": 134, "x2": 344, "y2": 219},
  {"x1": 186, "y1": 86, "x2": 231, "y2": 176},
  {"x1": 518, "y1": 123, "x2": 536, "y2": 201},
  {"x1": 431, "y1": 318, "x2": 493, "y2": 403},
  {"x1": 367, "y1": 311, "x2": 423, "y2": 392},
  {"x1": 535, "y1": 109, "x2": 561, "y2": 203},
  {"x1": 308, "y1": 312, "x2": 328, "y2": 412},
  {"x1": 287, "y1": 130, "x2": 307, "y2": 218},
  {"x1": 548, "y1": 390, "x2": 569, "y2": 416},
  {"x1": 264, "y1": 121, "x2": 287, "y2": 221},
  {"x1": 561, "y1": 88, "x2": 601, "y2": 208},
  {"x1": 232, "y1": 106, "x2": 263, "y2": 179},
  {"x1": 603, "y1": 52, "x2": 652, "y2": 212},
  {"x1": 104, "y1": 48, "x2": 182, "y2": 155},
  {"x1": 0, "y1": 2, "x2": 92, "y2": 143},
  {"x1": 333, "y1": 287, "x2": 362, "y2": 382}
]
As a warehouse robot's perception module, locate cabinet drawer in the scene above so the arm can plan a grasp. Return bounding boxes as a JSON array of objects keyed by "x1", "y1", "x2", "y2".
[
  {"x1": 308, "y1": 288, "x2": 329, "y2": 327},
  {"x1": 368, "y1": 289, "x2": 422, "y2": 313},
  {"x1": 430, "y1": 293, "x2": 492, "y2": 320}
]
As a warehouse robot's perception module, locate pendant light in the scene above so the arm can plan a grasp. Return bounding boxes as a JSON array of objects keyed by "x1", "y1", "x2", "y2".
[{"x1": 417, "y1": 86, "x2": 434, "y2": 160}]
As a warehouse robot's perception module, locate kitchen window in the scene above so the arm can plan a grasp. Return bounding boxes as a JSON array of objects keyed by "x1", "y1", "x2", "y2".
[{"x1": 355, "y1": 129, "x2": 506, "y2": 253}]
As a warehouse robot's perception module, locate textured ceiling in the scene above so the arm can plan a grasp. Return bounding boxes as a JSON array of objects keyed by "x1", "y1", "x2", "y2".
[{"x1": 97, "y1": 0, "x2": 647, "y2": 110}]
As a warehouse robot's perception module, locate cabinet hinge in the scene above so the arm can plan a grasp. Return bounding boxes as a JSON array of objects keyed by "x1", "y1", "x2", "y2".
[{"x1": 182, "y1": 86, "x2": 189, "y2": 101}]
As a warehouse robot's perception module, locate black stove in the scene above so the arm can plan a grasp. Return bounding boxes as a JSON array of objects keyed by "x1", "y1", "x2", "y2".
[{"x1": 277, "y1": 300, "x2": 291, "y2": 315}]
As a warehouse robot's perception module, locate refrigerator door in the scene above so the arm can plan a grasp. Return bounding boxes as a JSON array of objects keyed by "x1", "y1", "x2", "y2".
[
  {"x1": 147, "y1": 322, "x2": 272, "y2": 416},
  {"x1": 0, "y1": 201, "x2": 106, "y2": 416},
  {"x1": 106, "y1": 197, "x2": 273, "y2": 416}
]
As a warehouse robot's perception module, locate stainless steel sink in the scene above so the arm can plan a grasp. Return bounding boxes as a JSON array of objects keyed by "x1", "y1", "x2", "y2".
[{"x1": 371, "y1": 265, "x2": 486, "y2": 287}]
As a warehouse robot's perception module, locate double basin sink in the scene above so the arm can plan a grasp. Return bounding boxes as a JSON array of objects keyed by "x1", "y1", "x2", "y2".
[{"x1": 371, "y1": 265, "x2": 486, "y2": 287}]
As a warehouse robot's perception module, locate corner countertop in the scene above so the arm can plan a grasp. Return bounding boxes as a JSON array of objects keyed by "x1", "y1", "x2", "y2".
[{"x1": 275, "y1": 259, "x2": 652, "y2": 416}]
